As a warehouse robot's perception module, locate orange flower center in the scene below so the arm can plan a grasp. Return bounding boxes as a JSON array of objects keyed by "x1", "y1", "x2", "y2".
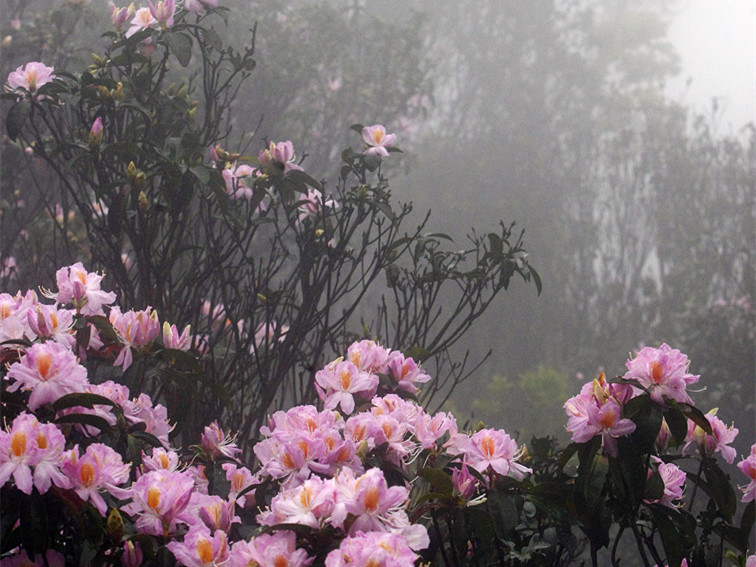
[
  {"x1": 273, "y1": 555, "x2": 288, "y2": 567},
  {"x1": 36, "y1": 352, "x2": 52, "y2": 379},
  {"x1": 147, "y1": 486, "x2": 161, "y2": 510},
  {"x1": 11, "y1": 432, "x2": 26, "y2": 457},
  {"x1": 340, "y1": 369, "x2": 352, "y2": 390},
  {"x1": 364, "y1": 486, "x2": 380, "y2": 511},
  {"x1": 80, "y1": 463, "x2": 95, "y2": 486},
  {"x1": 36, "y1": 432, "x2": 48, "y2": 450},
  {"x1": 599, "y1": 408, "x2": 618, "y2": 429},
  {"x1": 481, "y1": 436, "x2": 495, "y2": 458},
  {"x1": 196, "y1": 537, "x2": 213, "y2": 563},
  {"x1": 650, "y1": 360, "x2": 664, "y2": 384}
]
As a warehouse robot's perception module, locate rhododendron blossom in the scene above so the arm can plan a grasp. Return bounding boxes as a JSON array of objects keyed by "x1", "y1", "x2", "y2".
[
  {"x1": 645, "y1": 457, "x2": 686, "y2": 508},
  {"x1": 148, "y1": 0, "x2": 176, "y2": 27},
  {"x1": 684, "y1": 408, "x2": 739, "y2": 463},
  {"x1": 6, "y1": 62, "x2": 55, "y2": 93},
  {"x1": 162, "y1": 321, "x2": 192, "y2": 350},
  {"x1": 228, "y1": 531, "x2": 312, "y2": 567},
  {"x1": 6, "y1": 342, "x2": 88, "y2": 410},
  {"x1": 184, "y1": 0, "x2": 218, "y2": 15},
  {"x1": 737, "y1": 444, "x2": 756, "y2": 502},
  {"x1": 201, "y1": 420, "x2": 241, "y2": 459},
  {"x1": 325, "y1": 531, "x2": 418, "y2": 567},
  {"x1": 54, "y1": 262, "x2": 117, "y2": 315},
  {"x1": 456, "y1": 428, "x2": 532, "y2": 480},
  {"x1": 316, "y1": 359, "x2": 378, "y2": 415},
  {"x1": 362, "y1": 124, "x2": 396, "y2": 157},
  {"x1": 27, "y1": 304, "x2": 75, "y2": 348},
  {"x1": 126, "y1": 7, "x2": 158, "y2": 37},
  {"x1": 124, "y1": 469, "x2": 195, "y2": 536},
  {"x1": 623, "y1": 343, "x2": 699, "y2": 405},
  {"x1": 563, "y1": 375, "x2": 636, "y2": 457},
  {"x1": 61, "y1": 443, "x2": 130, "y2": 515},
  {"x1": 109, "y1": 306, "x2": 160, "y2": 370},
  {"x1": 258, "y1": 140, "x2": 303, "y2": 173},
  {"x1": 166, "y1": 524, "x2": 229, "y2": 567}
]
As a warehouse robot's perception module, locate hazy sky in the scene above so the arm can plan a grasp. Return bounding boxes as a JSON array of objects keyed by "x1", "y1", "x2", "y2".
[{"x1": 666, "y1": 0, "x2": 756, "y2": 132}]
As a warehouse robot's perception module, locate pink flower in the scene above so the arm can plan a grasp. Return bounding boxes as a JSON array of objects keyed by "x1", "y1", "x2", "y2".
[
  {"x1": 200, "y1": 420, "x2": 241, "y2": 460},
  {"x1": 183, "y1": 0, "x2": 217, "y2": 15},
  {"x1": 564, "y1": 375, "x2": 636, "y2": 457},
  {"x1": 362, "y1": 124, "x2": 396, "y2": 157},
  {"x1": 221, "y1": 164, "x2": 257, "y2": 200},
  {"x1": 297, "y1": 187, "x2": 338, "y2": 223},
  {"x1": 142, "y1": 447, "x2": 181, "y2": 473},
  {"x1": 162, "y1": 321, "x2": 192, "y2": 350},
  {"x1": 110, "y1": 3, "x2": 135, "y2": 31},
  {"x1": 166, "y1": 524, "x2": 229, "y2": 567},
  {"x1": 123, "y1": 469, "x2": 195, "y2": 536},
  {"x1": 386, "y1": 351, "x2": 431, "y2": 394},
  {"x1": 258, "y1": 140, "x2": 303, "y2": 173},
  {"x1": 684, "y1": 408, "x2": 739, "y2": 463},
  {"x1": 315, "y1": 359, "x2": 379, "y2": 415},
  {"x1": 459, "y1": 428, "x2": 532, "y2": 480},
  {"x1": 0, "y1": 413, "x2": 40, "y2": 494},
  {"x1": 61, "y1": 443, "x2": 130, "y2": 515},
  {"x1": 6, "y1": 342, "x2": 89, "y2": 411},
  {"x1": 737, "y1": 444, "x2": 756, "y2": 502},
  {"x1": 645, "y1": 457, "x2": 686, "y2": 508},
  {"x1": 6, "y1": 62, "x2": 55, "y2": 93},
  {"x1": 222, "y1": 462, "x2": 258, "y2": 508},
  {"x1": 452, "y1": 463, "x2": 477, "y2": 501},
  {"x1": 180, "y1": 492, "x2": 238, "y2": 532},
  {"x1": 109, "y1": 306, "x2": 161, "y2": 370},
  {"x1": 30, "y1": 420, "x2": 69, "y2": 493},
  {"x1": 325, "y1": 532, "x2": 418, "y2": 567},
  {"x1": 148, "y1": 0, "x2": 176, "y2": 27},
  {"x1": 27, "y1": 303, "x2": 76, "y2": 348},
  {"x1": 259, "y1": 475, "x2": 336, "y2": 529},
  {"x1": 54, "y1": 262, "x2": 117, "y2": 315},
  {"x1": 339, "y1": 467, "x2": 410, "y2": 534},
  {"x1": 228, "y1": 531, "x2": 312, "y2": 567},
  {"x1": 346, "y1": 340, "x2": 391, "y2": 374},
  {"x1": 623, "y1": 343, "x2": 699, "y2": 405},
  {"x1": 126, "y1": 7, "x2": 157, "y2": 37}
]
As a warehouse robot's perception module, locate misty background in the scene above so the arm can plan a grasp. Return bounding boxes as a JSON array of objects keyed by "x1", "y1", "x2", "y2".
[{"x1": 2, "y1": 0, "x2": 754, "y2": 453}]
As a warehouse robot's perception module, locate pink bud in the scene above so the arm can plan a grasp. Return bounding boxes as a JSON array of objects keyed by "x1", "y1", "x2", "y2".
[{"x1": 89, "y1": 117, "x2": 103, "y2": 149}]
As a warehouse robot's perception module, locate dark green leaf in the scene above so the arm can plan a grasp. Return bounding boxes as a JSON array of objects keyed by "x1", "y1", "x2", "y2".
[
  {"x1": 129, "y1": 430, "x2": 164, "y2": 448},
  {"x1": 664, "y1": 406, "x2": 688, "y2": 446},
  {"x1": 418, "y1": 467, "x2": 454, "y2": 496},
  {"x1": 55, "y1": 413, "x2": 112, "y2": 431},
  {"x1": 163, "y1": 31, "x2": 194, "y2": 66},
  {"x1": 53, "y1": 392, "x2": 117, "y2": 411},
  {"x1": 6, "y1": 101, "x2": 31, "y2": 141},
  {"x1": 703, "y1": 458, "x2": 738, "y2": 521}
]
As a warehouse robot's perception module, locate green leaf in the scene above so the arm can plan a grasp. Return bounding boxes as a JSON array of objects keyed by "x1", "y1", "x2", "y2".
[
  {"x1": 53, "y1": 392, "x2": 117, "y2": 411},
  {"x1": 417, "y1": 467, "x2": 454, "y2": 496},
  {"x1": 350, "y1": 123, "x2": 365, "y2": 134},
  {"x1": 55, "y1": 413, "x2": 112, "y2": 431},
  {"x1": 200, "y1": 27, "x2": 223, "y2": 50},
  {"x1": 664, "y1": 406, "x2": 688, "y2": 446},
  {"x1": 103, "y1": 141, "x2": 146, "y2": 163},
  {"x1": 129, "y1": 430, "x2": 164, "y2": 448},
  {"x1": 679, "y1": 403, "x2": 712, "y2": 435},
  {"x1": 703, "y1": 458, "x2": 738, "y2": 521},
  {"x1": 488, "y1": 232, "x2": 503, "y2": 255},
  {"x1": 624, "y1": 394, "x2": 663, "y2": 453},
  {"x1": 6, "y1": 101, "x2": 30, "y2": 141},
  {"x1": 164, "y1": 31, "x2": 193, "y2": 67},
  {"x1": 649, "y1": 505, "x2": 696, "y2": 567}
]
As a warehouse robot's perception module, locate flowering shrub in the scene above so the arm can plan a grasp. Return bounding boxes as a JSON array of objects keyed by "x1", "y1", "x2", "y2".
[
  {"x1": 1, "y1": 0, "x2": 539, "y2": 450},
  {"x1": 1, "y1": 2, "x2": 753, "y2": 566},
  {"x1": 1, "y1": 270, "x2": 755, "y2": 566}
]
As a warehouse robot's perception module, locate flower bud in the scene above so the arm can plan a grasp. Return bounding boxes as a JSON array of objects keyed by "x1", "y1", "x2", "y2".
[
  {"x1": 89, "y1": 117, "x2": 103, "y2": 150},
  {"x1": 121, "y1": 540, "x2": 143, "y2": 567}
]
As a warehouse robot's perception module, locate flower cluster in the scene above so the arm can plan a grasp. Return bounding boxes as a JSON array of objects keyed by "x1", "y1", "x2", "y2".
[{"x1": 0, "y1": 264, "x2": 537, "y2": 565}]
